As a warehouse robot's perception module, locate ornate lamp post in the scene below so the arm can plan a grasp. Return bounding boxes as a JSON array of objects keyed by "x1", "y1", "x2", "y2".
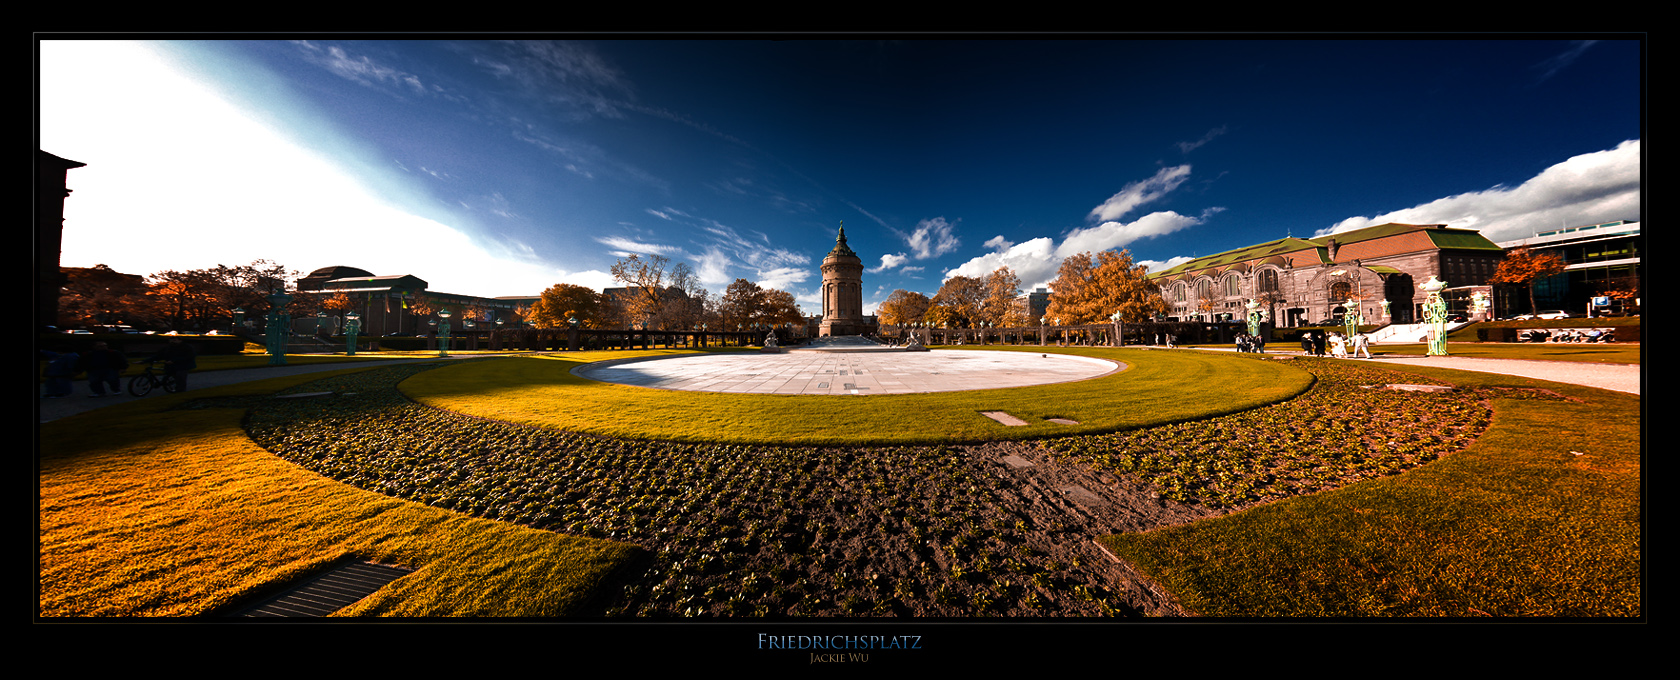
[
  {"x1": 437, "y1": 308, "x2": 452, "y2": 357},
  {"x1": 265, "y1": 290, "x2": 293, "y2": 366},
  {"x1": 1421, "y1": 275, "x2": 1449, "y2": 356},
  {"x1": 1244, "y1": 298, "x2": 1263, "y2": 337},
  {"x1": 1342, "y1": 300, "x2": 1363, "y2": 341},
  {"x1": 231, "y1": 307, "x2": 245, "y2": 336},
  {"x1": 344, "y1": 310, "x2": 362, "y2": 355}
]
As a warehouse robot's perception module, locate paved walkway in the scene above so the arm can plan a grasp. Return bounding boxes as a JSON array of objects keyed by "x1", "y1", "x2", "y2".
[
  {"x1": 36, "y1": 356, "x2": 465, "y2": 424},
  {"x1": 1339, "y1": 354, "x2": 1641, "y2": 395},
  {"x1": 39, "y1": 346, "x2": 1640, "y2": 424},
  {"x1": 575, "y1": 350, "x2": 1121, "y2": 395},
  {"x1": 1163, "y1": 346, "x2": 1640, "y2": 395}
]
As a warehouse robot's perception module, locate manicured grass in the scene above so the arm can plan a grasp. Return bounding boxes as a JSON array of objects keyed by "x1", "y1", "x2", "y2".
[
  {"x1": 401, "y1": 347, "x2": 1315, "y2": 445},
  {"x1": 1097, "y1": 364, "x2": 1641, "y2": 617},
  {"x1": 40, "y1": 346, "x2": 1640, "y2": 618},
  {"x1": 38, "y1": 367, "x2": 641, "y2": 618}
]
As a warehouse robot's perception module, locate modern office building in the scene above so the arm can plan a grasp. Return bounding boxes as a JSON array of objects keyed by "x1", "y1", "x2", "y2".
[{"x1": 1494, "y1": 220, "x2": 1641, "y2": 316}]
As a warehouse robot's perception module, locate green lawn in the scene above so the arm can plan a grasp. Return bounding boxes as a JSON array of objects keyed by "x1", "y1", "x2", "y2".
[
  {"x1": 402, "y1": 346, "x2": 1314, "y2": 445},
  {"x1": 38, "y1": 366, "x2": 641, "y2": 618},
  {"x1": 39, "y1": 346, "x2": 1640, "y2": 618},
  {"x1": 1098, "y1": 362, "x2": 1641, "y2": 617}
]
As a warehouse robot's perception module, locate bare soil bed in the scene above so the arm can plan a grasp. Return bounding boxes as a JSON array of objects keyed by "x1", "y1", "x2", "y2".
[{"x1": 217, "y1": 356, "x2": 1515, "y2": 618}]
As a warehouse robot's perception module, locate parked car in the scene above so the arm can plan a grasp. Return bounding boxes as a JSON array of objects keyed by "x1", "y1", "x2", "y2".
[
  {"x1": 64, "y1": 329, "x2": 93, "y2": 335},
  {"x1": 1515, "y1": 310, "x2": 1572, "y2": 320}
]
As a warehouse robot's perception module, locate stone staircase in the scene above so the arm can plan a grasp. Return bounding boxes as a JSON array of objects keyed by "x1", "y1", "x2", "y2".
[{"x1": 1366, "y1": 322, "x2": 1469, "y2": 344}]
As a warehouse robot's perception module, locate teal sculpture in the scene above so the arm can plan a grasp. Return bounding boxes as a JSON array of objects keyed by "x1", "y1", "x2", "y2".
[
  {"x1": 345, "y1": 310, "x2": 362, "y2": 356},
  {"x1": 1421, "y1": 275, "x2": 1449, "y2": 356},
  {"x1": 437, "y1": 308, "x2": 452, "y2": 357},
  {"x1": 265, "y1": 290, "x2": 293, "y2": 366}
]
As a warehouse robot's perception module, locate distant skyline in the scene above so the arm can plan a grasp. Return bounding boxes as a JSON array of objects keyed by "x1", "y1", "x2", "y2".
[{"x1": 40, "y1": 38, "x2": 1641, "y2": 314}]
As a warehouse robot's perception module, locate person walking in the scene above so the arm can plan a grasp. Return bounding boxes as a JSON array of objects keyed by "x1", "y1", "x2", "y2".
[
  {"x1": 1352, "y1": 332, "x2": 1372, "y2": 358},
  {"x1": 152, "y1": 338, "x2": 198, "y2": 392},
  {"x1": 82, "y1": 341, "x2": 128, "y2": 397},
  {"x1": 1300, "y1": 332, "x2": 1314, "y2": 355},
  {"x1": 1312, "y1": 331, "x2": 1327, "y2": 357}
]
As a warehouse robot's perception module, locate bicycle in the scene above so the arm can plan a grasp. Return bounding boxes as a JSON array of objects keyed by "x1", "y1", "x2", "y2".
[{"x1": 128, "y1": 360, "x2": 182, "y2": 397}]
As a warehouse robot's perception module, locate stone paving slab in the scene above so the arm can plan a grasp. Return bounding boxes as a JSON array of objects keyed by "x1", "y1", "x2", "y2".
[{"x1": 573, "y1": 350, "x2": 1123, "y2": 395}]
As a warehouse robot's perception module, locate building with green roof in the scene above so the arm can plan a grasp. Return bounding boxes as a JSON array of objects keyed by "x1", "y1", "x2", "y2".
[{"x1": 1148, "y1": 223, "x2": 1504, "y2": 326}]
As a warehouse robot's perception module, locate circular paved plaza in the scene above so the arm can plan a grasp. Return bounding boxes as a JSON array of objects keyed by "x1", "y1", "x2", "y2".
[{"x1": 573, "y1": 349, "x2": 1122, "y2": 395}]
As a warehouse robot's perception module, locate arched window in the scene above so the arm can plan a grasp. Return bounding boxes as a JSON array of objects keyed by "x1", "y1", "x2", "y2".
[
  {"x1": 1173, "y1": 283, "x2": 1186, "y2": 302},
  {"x1": 1224, "y1": 274, "x2": 1241, "y2": 297},
  {"x1": 1197, "y1": 278, "x2": 1212, "y2": 299},
  {"x1": 1330, "y1": 281, "x2": 1351, "y2": 302},
  {"x1": 1259, "y1": 269, "x2": 1279, "y2": 292}
]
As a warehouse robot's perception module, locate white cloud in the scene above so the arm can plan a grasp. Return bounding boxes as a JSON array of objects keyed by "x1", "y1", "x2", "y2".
[
  {"x1": 983, "y1": 235, "x2": 1013, "y2": 251},
  {"x1": 756, "y1": 267, "x2": 810, "y2": 291},
  {"x1": 692, "y1": 247, "x2": 734, "y2": 287},
  {"x1": 905, "y1": 217, "x2": 962, "y2": 259},
  {"x1": 1054, "y1": 210, "x2": 1211, "y2": 261},
  {"x1": 944, "y1": 209, "x2": 1214, "y2": 291},
  {"x1": 867, "y1": 253, "x2": 911, "y2": 273},
  {"x1": 1089, "y1": 165, "x2": 1193, "y2": 223},
  {"x1": 594, "y1": 236, "x2": 687, "y2": 257},
  {"x1": 1138, "y1": 256, "x2": 1195, "y2": 274},
  {"x1": 1316, "y1": 140, "x2": 1640, "y2": 243}
]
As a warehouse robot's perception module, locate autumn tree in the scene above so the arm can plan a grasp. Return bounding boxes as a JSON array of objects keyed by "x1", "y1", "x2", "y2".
[
  {"x1": 661, "y1": 263, "x2": 709, "y2": 329},
  {"x1": 58, "y1": 264, "x2": 153, "y2": 329},
  {"x1": 610, "y1": 253, "x2": 672, "y2": 328},
  {"x1": 980, "y1": 266, "x2": 1022, "y2": 326},
  {"x1": 720, "y1": 278, "x2": 766, "y2": 329},
  {"x1": 927, "y1": 275, "x2": 985, "y2": 328},
  {"x1": 877, "y1": 289, "x2": 932, "y2": 327},
  {"x1": 1045, "y1": 249, "x2": 1168, "y2": 325},
  {"x1": 530, "y1": 283, "x2": 603, "y2": 328},
  {"x1": 1489, "y1": 247, "x2": 1567, "y2": 316},
  {"x1": 718, "y1": 279, "x2": 803, "y2": 330}
]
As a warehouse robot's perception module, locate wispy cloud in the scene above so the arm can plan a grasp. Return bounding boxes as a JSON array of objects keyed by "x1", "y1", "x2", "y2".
[
  {"x1": 1532, "y1": 40, "x2": 1599, "y2": 84},
  {"x1": 601, "y1": 209, "x2": 814, "y2": 291},
  {"x1": 944, "y1": 166, "x2": 1213, "y2": 289},
  {"x1": 1176, "y1": 125, "x2": 1229, "y2": 154},
  {"x1": 1316, "y1": 139, "x2": 1640, "y2": 243},
  {"x1": 1088, "y1": 165, "x2": 1193, "y2": 223},
  {"x1": 293, "y1": 41, "x2": 430, "y2": 97}
]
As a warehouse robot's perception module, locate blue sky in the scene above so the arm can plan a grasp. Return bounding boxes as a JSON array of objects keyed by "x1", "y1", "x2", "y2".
[{"x1": 40, "y1": 38, "x2": 1641, "y2": 314}]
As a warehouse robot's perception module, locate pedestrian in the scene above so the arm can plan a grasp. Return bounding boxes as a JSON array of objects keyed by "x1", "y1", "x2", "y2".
[
  {"x1": 1312, "y1": 331, "x2": 1327, "y2": 357},
  {"x1": 82, "y1": 341, "x2": 129, "y2": 397},
  {"x1": 151, "y1": 338, "x2": 198, "y2": 391},
  {"x1": 1300, "y1": 332, "x2": 1313, "y2": 354},
  {"x1": 1330, "y1": 332, "x2": 1347, "y2": 358},
  {"x1": 1254, "y1": 332, "x2": 1266, "y2": 354},
  {"x1": 1352, "y1": 332, "x2": 1372, "y2": 358},
  {"x1": 40, "y1": 347, "x2": 81, "y2": 398}
]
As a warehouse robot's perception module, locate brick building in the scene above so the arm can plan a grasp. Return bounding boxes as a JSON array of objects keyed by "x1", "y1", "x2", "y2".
[{"x1": 1149, "y1": 223, "x2": 1505, "y2": 327}]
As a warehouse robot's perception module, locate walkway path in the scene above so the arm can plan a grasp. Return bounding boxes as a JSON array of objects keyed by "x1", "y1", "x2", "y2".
[
  {"x1": 37, "y1": 356, "x2": 466, "y2": 424},
  {"x1": 39, "y1": 346, "x2": 1640, "y2": 424},
  {"x1": 1340, "y1": 354, "x2": 1641, "y2": 395}
]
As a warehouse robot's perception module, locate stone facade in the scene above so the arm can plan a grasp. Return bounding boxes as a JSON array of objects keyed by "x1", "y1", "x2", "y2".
[
  {"x1": 1150, "y1": 223, "x2": 1505, "y2": 326},
  {"x1": 818, "y1": 224, "x2": 869, "y2": 336}
]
